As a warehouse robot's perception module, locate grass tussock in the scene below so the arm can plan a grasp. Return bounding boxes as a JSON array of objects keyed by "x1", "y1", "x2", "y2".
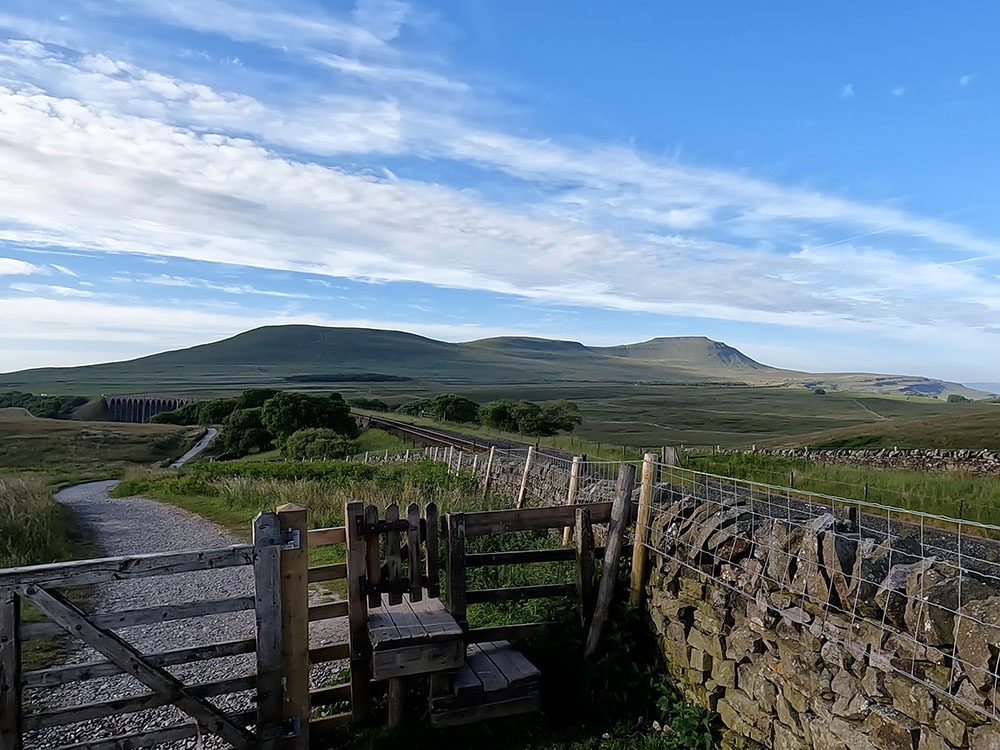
[{"x1": 0, "y1": 475, "x2": 77, "y2": 568}]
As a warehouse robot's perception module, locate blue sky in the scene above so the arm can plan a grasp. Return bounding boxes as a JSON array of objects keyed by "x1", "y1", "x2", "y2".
[{"x1": 1, "y1": 1, "x2": 999, "y2": 382}]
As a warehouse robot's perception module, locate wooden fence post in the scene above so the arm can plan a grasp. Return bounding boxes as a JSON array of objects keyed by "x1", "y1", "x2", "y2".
[
  {"x1": 482, "y1": 446, "x2": 496, "y2": 497},
  {"x1": 447, "y1": 446, "x2": 455, "y2": 470},
  {"x1": 584, "y1": 463, "x2": 636, "y2": 664},
  {"x1": 561, "y1": 456, "x2": 583, "y2": 546},
  {"x1": 276, "y1": 503, "x2": 310, "y2": 749},
  {"x1": 574, "y1": 508, "x2": 594, "y2": 628},
  {"x1": 253, "y1": 511, "x2": 284, "y2": 749},
  {"x1": 455, "y1": 450, "x2": 463, "y2": 475},
  {"x1": 471, "y1": 452, "x2": 479, "y2": 475},
  {"x1": 444, "y1": 513, "x2": 467, "y2": 627},
  {"x1": 629, "y1": 454, "x2": 657, "y2": 607},
  {"x1": 515, "y1": 446, "x2": 535, "y2": 509},
  {"x1": 344, "y1": 501, "x2": 371, "y2": 722},
  {"x1": 0, "y1": 586, "x2": 21, "y2": 750}
]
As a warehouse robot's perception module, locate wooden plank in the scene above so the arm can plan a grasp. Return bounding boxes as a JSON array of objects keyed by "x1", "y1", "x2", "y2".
[
  {"x1": 515, "y1": 446, "x2": 535, "y2": 509},
  {"x1": 466, "y1": 548, "x2": 576, "y2": 567},
  {"x1": 630, "y1": 453, "x2": 657, "y2": 607},
  {"x1": 0, "y1": 545, "x2": 253, "y2": 589},
  {"x1": 277, "y1": 503, "x2": 310, "y2": 750},
  {"x1": 364, "y1": 505, "x2": 381, "y2": 608},
  {"x1": 385, "y1": 504, "x2": 402, "y2": 605},
  {"x1": 430, "y1": 694, "x2": 540, "y2": 728},
  {"x1": 425, "y1": 502, "x2": 439, "y2": 598},
  {"x1": 450, "y1": 662, "x2": 483, "y2": 696},
  {"x1": 477, "y1": 642, "x2": 540, "y2": 687},
  {"x1": 252, "y1": 511, "x2": 283, "y2": 750},
  {"x1": 308, "y1": 601, "x2": 349, "y2": 622},
  {"x1": 308, "y1": 712, "x2": 351, "y2": 744},
  {"x1": 388, "y1": 678, "x2": 405, "y2": 728},
  {"x1": 344, "y1": 501, "x2": 371, "y2": 722},
  {"x1": 23, "y1": 675, "x2": 256, "y2": 730},
  {"x1": 584, "y1": 463, "x2": 636, "y2": 664},
  {"x1": 465, "y1": 644, "x2": 508, "y2": 692},
  {"x1": 308, "y1": 642, "x2": 351, "y2": 664},
  {"x1": 562, "y1": 455, "x2": 583, "y2": 546},
  {"x1": 307, "y1": 527, "x2": 346, "y2": 547},
  {"x1": 465, "y1": 584, "x2": 575, "y2": 604},
  {"x1": 0, "y1": 587, "x2": 21, "y2": 750},
  {"x1": 24, "y1": 637, "x2": 256, "y2": 688},
  {"x1": 307, "y1": 563, "x2": 347, "y2": 583},
  {"x1": 383, "y1": 594, "x2": 427, "y2": 642},
  {"x1": 52, "y1": 711, "x2": 256, "y2": 750},
  {"x1": 407, "y1": 596, "x2": 462, "y2": 638},
  {"x1": 21, "y1": 595, "x2": 255, "y2": 640},
  {"x1": 407, "y1": 502, "x2": 422, "y2": 602},
  {"x1": 371, "y1": 638, "x2": 464, "y2": 680},
  {"x1": 310, "y1": 682, "x2": 350, "y2": 706},
  {"x1": 466, "y1": 623, "x2": 552, "y2": 644},
  {"x1": 575, "y1": 507, "x2": 595, "y2": 629},
  {"x1": 367, "y1": 605, "x2": 401, "y2": 649},
  {"x1": 444, "y1": 513, "x2": 467, "y2": 627},
  {"x1": 464, "y1": 502, "x2": 613, "y2": 536}
]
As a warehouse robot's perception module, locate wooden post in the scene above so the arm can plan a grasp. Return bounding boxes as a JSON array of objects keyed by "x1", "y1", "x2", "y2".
[
  {"x1": 561, "y1": 456, "x2": 583, "y2": 547},
  {"x1": 344, "y1": 501, "x2": 371, "y2": 722},
  {"x1": 364, "y1": 451, "x2": 369, "y2": 464},
  {"x1": 447, "y1": 445, "x2": 455, "y2": 470},
  {"x1": 407, "y1": 503, "x2": 422, "y2": 602},
  {"x1": 444, "y1": 513, "x2": 467, "y2": 627},
  {"x1": 574, "y1": 508, "x2": 595, "y2": 629},
  {"x1": 471, "y1": 452, "x2": 479, "y2": 475},
  {"x1": 364, "y1": 505, "x2": 380, "y2": 608},
  {"x1": 515, "y1": 446, "x2": 535, "y2": 509},
  {"x1": 629, "y1": 454, "x2": 657, "y2": 607},
  {"x1": 482, "y1": 446, "x2": 496, "y2": 497},
  {"x1": 253, "y1": 511, "x2": 284, "y2": 749},
  {"x1": 385, "y1": 504, "x2": 402, "y2": 605},
  {"x1": 425, "y1": 502, "x2": 440, "y2": 598},
  {"x1": 584, "y1": 463, "x2": 636, "y2": 663},
  {"x1": 388, "y1": 678, "x2": 405, "y2": 728},
  {"x1": 455, "y1": 450, "x2": 463, "y2": 475},
  {"x1": 0, "y1": 586, "x2": 21, "y2": 750},
  {"x1": 276, "y1": 503, "x2": 310, "y2": 749}
]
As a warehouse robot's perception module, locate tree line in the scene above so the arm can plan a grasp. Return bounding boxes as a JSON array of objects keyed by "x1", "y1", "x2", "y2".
[
  {"x1": 353, "y1": 393, "x2": 582, "y2": 436},
  {"x1": 0, "y1": 391, "x2": 88, "y2": 419},
  {"x1": 150, "y1": 389, "x2": 358, "y2": 459}
]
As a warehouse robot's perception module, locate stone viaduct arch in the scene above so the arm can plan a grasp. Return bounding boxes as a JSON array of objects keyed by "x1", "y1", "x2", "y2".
[{"x1": 103, "y1": 395, "x2": 194, "y2": 423}]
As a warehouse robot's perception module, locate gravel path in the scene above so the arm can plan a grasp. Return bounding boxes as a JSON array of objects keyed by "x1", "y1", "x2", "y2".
[
  {"x1": 25, "y1": 481, "x2": 347, "y2": 749},
  {"x1": 169, "y1": 428, "x2": 218, "y2": 468}
]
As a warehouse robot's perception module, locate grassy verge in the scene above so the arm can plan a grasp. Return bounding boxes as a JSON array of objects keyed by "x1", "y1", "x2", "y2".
[
  {"x1": 683, "y1": 450, "x2": 1000, "y2": 525},
  {"x1": 350, "y1": 428, "x2": 410, "y2": 455}
]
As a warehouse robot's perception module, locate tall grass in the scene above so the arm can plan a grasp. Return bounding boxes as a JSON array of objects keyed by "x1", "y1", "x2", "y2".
[{"x1": 0, "y1": 475, "x2": 76, "y2": 567}]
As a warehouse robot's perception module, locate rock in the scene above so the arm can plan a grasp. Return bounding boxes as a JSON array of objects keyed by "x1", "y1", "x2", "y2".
[
  {"x1": 713, "y1": 658, "x2": 737, "y2": 689},
  {"x1": 916, "y1": 730, "x2": 948, "y2": 750},
  {"x1": 774, "y1": 721, "x2": 808, "y2": 750},
  {"x1": 970, "y1": 723, "x2": 1000, "y2": 750},
  {"x1": 934, "y1": 705, "x2": 966, "y2": 747},
  {"x1": 886, "y1": 674, "x2": 936, "y2": 724},
  {"x1": 877, "y1": 560, "x2": 934, "y2": 628},
  {"x1": 906, "y1": 571, "x2": 995, "y2": 647},
  {"x1": 790, "y1": 514, "x2": 836, "y2": 605},
  {"x1": 865, "y1": 705, "x2": 920, "y2": 750},
  {"x1": 823, "y1": 527, "x2": 858, "y2": 609},
  {"x1": 955, "y1": 596, "x2": 1000, "y2": 689}
]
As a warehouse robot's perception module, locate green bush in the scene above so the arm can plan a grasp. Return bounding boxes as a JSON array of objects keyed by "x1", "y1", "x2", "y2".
[
  {"x1": 429, "y1": 394, "x2": 480, "y2": 423},
  {"x1": 948, "y1": 394, "x2": 970, "y2": 403},
  {"x1": 283, "y1": 428, "x2": 351, "y2": 460},
  {"x1": 221, "y1": 407, "x2": 273, "y2": 457},
  {"x1": 261, "y1": 391, "x2": 357, "y2": 441},
  {"x1": 0, "y1": 391, "x2": 88, "y2": 420}
]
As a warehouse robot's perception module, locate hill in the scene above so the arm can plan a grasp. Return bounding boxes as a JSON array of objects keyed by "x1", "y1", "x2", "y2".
[{"x1": 0, "y1": 325, "x2": 986, "y2": 400}]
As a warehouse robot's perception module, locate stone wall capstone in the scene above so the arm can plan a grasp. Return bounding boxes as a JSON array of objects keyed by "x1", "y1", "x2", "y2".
[{"x1": 741, "y1": 447, "x2": 1000, "y2": 476}]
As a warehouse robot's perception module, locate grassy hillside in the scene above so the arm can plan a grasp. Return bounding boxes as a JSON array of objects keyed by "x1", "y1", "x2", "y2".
[
  {"x1": 0, "y1": 325, "x2": 983, "y2": 400},
  {"x1": 0, "y1": 410, "x2": 203, "y2": 474}
]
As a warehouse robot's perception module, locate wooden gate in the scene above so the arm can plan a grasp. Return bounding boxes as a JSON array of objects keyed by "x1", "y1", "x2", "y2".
[{"x1": 0, "y1": 504, "x2": 352, "y2": 750}]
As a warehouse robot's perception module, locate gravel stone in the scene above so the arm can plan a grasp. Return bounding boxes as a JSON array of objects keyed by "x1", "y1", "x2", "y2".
[{"x1": 24, "y1": 480, "x2": 347, "y2": 749}]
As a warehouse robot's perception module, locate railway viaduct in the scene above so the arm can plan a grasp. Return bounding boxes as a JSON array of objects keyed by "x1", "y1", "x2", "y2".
[{"x1": 104, "y1": 395, "x2": 193, "y2": 423}]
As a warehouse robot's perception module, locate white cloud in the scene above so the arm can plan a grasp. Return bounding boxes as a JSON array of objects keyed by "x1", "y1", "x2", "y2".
[
  {"x1": 892, "y1": 86, "x2": 905, "y2": 97},
  {"x1": 9, "y1": 282, "x2": 93, "y2": 297},
  {"x1": 841, "y1": 83, "x2": 855, "y2": 98},
  {"x1": 959, "y1": 75, "x2": 971, "y2": 87},
  {"x1": 0, "y1": 257, "x2": 40, "y2": 275}
]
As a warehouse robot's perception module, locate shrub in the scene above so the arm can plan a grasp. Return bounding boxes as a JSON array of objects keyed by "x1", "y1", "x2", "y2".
[
  {"x1": 221, "y1": 407, "x2": 274, "y2": 457},
  {"x1": 947, "y1": 394, "x2": 970, "y2": 403},
  {"x1": 814, "y1": 388, "x2": 826, "y2": 395},
  {"x1": 429, "y1": 394, "x2": 480, "y2": 423},
  {"x1": 260, "y1": 391, "x2": 357, "y2": 441},
  {"x1": 350, "y1": 397, "x2": 390, "y2": 411},
  {"x1": 394, "y1": 399, "x2": 431, "y2": 416},
  {"x1": 283, "y1": 428, "x2": 351, "y2": 460},
  {"x1": 0, "y1": 475, "x2": 76, "y2": 567}
]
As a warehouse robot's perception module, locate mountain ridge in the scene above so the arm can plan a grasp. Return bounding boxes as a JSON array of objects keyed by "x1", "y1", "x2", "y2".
[{"x1": 0, "y1": 324, "x2": 987, "y2": 400}]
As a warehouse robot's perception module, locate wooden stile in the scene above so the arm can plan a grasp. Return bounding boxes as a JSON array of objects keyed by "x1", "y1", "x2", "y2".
[
  {"x1": 276, "y1": 503, "x2": 310, "y2": 749},
  {"x1": 425, "y1": 502, "x2": 440, "y2": 598},
  {"x1": 515, "y1": 446, "x2": 535, "y2": 509},
  {"x1": 385, "y1": 504, "x2": 403, "y2": 605},
  {"x1": 561, "y1": 455, "x2": 583, "y2": 546},
  {"x1": 344, "y1": 501, "x2": 372, "y2": 722},
  {"x1": 407, "y1": 503, "x2": 422, "y2": 602},
  {"x1": 253, "y1": 511, "x2": 284, "y2": 750},
  {"x1": 0, "y1": 586, "x2": 21, "y2": 750},
  {"x1": 584, "y1": 463, "x2": 635, "y2": 664},
  {"x1": 629, "y1": 454, "x2": 657, "y2": 607}
]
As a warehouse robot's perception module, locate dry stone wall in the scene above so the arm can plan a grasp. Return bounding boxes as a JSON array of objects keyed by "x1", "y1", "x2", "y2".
[
  {"x1": 745, "y1": 448, "x2": 1000, "y2": 476},
  {"x1": 644, "y1": 489, "x2": 1000, "y2": 750}
]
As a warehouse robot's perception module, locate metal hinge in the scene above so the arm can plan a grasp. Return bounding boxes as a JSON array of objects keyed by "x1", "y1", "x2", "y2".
[
  {"x1": 259, "y1": 716, "x2": 300, "y2": 742},
  {"x1": 278, "y1": 528, "x2": 301, "y2": 550}
]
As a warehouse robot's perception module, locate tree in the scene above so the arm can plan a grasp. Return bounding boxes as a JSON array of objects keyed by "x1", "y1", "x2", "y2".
[
  {"x1": 282, "y1": 428, "x2": 351, "y2": 460},
  {"x1": 429, "y1": 394, "x2": 480, "y2": 424},
  {"x1": 235, "y1": 389, "x2": 278, "y2": 409},
  {"x1": 221, "y1": 407, "x2": 273, "y2": 456},
  {"x1": 542, "y1": 400, "x2": 582, "y2": 433},
  {"x1": 350, "y1": 397, "x2": 390, "y2": 411},
  {"x1": 947, "y1": 394, "x2": 970, "y2": 403},
  {"x1": 478, "y1": 400, "x2": 519, "y2": 431},
  {"x1": 394, "y1": 399, "x2": 431, "y2": 416},
  {"x1": 260, "y1": 391, "x2": 358, "y2": 441},
  {"x1": 814, "y1": 388, "x2": 826, "y2": 395},
  {"x1": 512, "y1": 401, "x2": 547, "y2": 435},
  {"x1": 196, "y1": 398, "x2": 238, "y2": 425}
]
